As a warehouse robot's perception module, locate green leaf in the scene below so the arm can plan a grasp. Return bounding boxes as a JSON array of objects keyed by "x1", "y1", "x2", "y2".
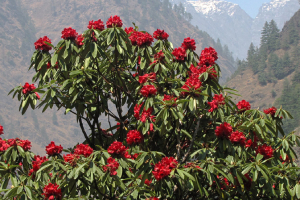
[
  {"x1": 177, "y1": 169, "x2": 185, "y2": 180},
  {"x1": 181, "y1": 170, "x2": 195, "y2": 181},
  {"x1": 92, "y1": 42, "x2": 98, "y2": 58},
  {"x1": 296, "y1": 184, "x2": 300, "y2": 199},
  {"x1": 107, "y1": 29, "x2": 115, "y2": 45}
]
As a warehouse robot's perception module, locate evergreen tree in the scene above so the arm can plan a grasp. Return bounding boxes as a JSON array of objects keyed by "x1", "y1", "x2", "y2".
[
  {"x1": 260, "y1": 21, "x2": 270, "y2": 47},
  {"x1": 288, "y1": 22, "x2": 299, "y2": 45},
  {"x1": 268, "y1": 20, "x2": 280, "y2": 51}
]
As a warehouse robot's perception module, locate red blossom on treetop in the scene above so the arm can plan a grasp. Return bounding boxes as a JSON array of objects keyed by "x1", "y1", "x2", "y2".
[
  {"x1": 106, "y1": 15, "x2": 123, "y2": 28},
  {"x1": 229, "y1": 131, "x2": 246, "y2": 146},
  {"x1": 199, "y1": 47, "x2": 218, "y2": 66},
  {"x1": 153, "y1": 29, "x2": 169, "y2": 40},
  {"x1": 74, "y1": 143, "x2": 93, "y2": 158},
  {"x1": 215, "y1": 122, "x2": 233, "y2": 139},
  {"x1": 126, "y1": 130, "x2": 144, "y2": 145},
  {"x1": 0, "y1": 138, "x2": 10, "y2": 152},
  {"x1": 264, "y1": 107, "x2": 277, "y2": 116},
  {"x1": 107, "y1": 141, "x2": 131, "y2": 158},
  {"x1": 237, "y1": 100, "x2": 251, "y2": 112},
  {"x1": 181, "y1": 37, "x2": 196, "y2": 51},
  {"x1": 208, "y1": 94, "x2": 225, "y2": 112},
  {"x1": 102, "y1": 157, "x2": 119, "y2": 176},
  {"x1": 129, "y1": 31, "x2": 154, "y2": 46},
  {"x1": 0, "y1": 125, "x2": 3, "y2": 135},
  {"x1": 140, "y1": 107, "x2": 155, "y2": 123},
  {"x1": 63, "y1": 153, "x2": 79, "y2": 166},
  {"x1": 256, "y1": 144, "x2": 274, "y2": 159},
  {"x1": 45, "y1": 141, "x2": 63, "y2": 156},
  {"x1": 140, "y1": 85, "x2": 157, "y2": 97},
  {"x1": 29, "y1": 155, "x2": 48, "y2": 176},
  {"x1": 172, "y1": 47, "x2": 187, "y2": 61},
  {"x1": 42, "y1": 183, "x2": 62, "y2": 200},
  {"x1": 76, "y1": 34, "x2": 84, "y2": 47},
  {"x1": 22, "y1": 82, "x2": 36, "y2": 95},
  {"x1": 124, "y1": 27, "x2": 135, "y2": 34},
  {"x1": 87, "y1": 19, "x2": 105, "y2": 31},
  {"x1": 34, "y1": 36, "x2": 52, "y2": 52},
  {"x1": 181, "y1": 78, "x2": 202, "y2": 96},
  {"x1": 61, "y1": 27, "x2": 78, "y2": 40},
  {"x1": 152, "y1": 157, "x2": 178, "y2": 181}
]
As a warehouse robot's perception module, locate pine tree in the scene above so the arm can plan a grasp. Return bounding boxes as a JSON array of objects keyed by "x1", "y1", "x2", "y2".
[
  {"x1": 260, "y1": 21, "x2": 270, "y2": 47},
  {"x1": 268, "y1": 20, "x2": 280, "y2": 51}
]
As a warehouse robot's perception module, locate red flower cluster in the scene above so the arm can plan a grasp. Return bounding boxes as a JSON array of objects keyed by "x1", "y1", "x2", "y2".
[
  {"x1": 181, "y1": 78, "x2": 202, "y2": 96},
  {"x1": 106, "y1": 15, "x2": 123, "y2": 28},
  {"x1": 126, "y1": 130, "x2": 144, "y2": 145},
  {"x1": 154, "y1": 50, "x2": 165, "y2": 61},
  {"x1": 229, "y1": 131, "x2": 246, "y2": 146},
  {"x1": 61, "y1": 27, "x2": 78, "y2": 40},
  {"x1": 0, "y1": 125, "x2": 3, "y2": 135},
  {"x1": 134, "y1": 103, "x2": 156, "y2": 125},
  {"x1": 7, "y1": 138, "x2": 31, "y2": 151},
  {"x1": 87, "y1": 19, "x2": 105, "y2": 31},
  {"x1": 199, "y1": 47, "x2": 218, "y2": 66},
  {"x1": 153, "y1": 29, "x2": 169, "y2": 40},
  {"x1": 215, "y1": 122, "x2": 233, "y2": 139},
  {"x1": 163, "y1": 94, "x2": 177, "y2": 107},
  {"x1": 34, "y1": 36, "x2": 52, "y2": 52},
  {"x1": 29, "y1": 155, "x2": 48, "y2": 177},
  {"x1": 74, "y1": 143, "x2": 93, "y2": 158},
  {"x1": 124, "y1": 27, "x2": 134, "y2": 34},
  {"x1": 63, "y1": 153, "x2": 79, "y2": 166},
  {"x1": 42, "y1": 183, "x2": 62, "y2": 200},
  {"x1": 189, "y1": 64, "x2": 217, "y2": 80},
  {"x1": 172, "y1": 47, "x2": 187, "y2": 61},
  {"x1": 139, "y1": 73, "x2": 156, "y2": 84},
  {"x1": 147, "y1": 198, "x2": 159, "y2": 200},
  {"x1": 256, "y1": 144, "x2": 274, "y2": 159},
  {"x1": 0, "y1": 138, "x2": 10, "y2": 152},
  {"x1": 102, "y1": 157, "x2": 119, "y2": 176},
  {"x1": 134, "y1": 103, "x2": 143, "y2": 119},
  {"x1": 144, "y1": 179, "x2": 152, "y2": 186},
  {"x1": 107, "y1": 141, "x2": 131, "y2": 158},
  {"x1": 76, "y1": 34, "x2": 84, "y2": 47},
  {"x1": 237, "y1": 100, "x2": 251, "y2": 112},
  {"x1": 45, "y1": 141, "x2": 63, "y2": 156},
  {"x1": 264, "y1": 107, "x2": 277, "y2": 116},
  {"x1": 141, "y1": 85, "x2": 157, "y2": 97},
  {"x1": 181, "y1": 37, "x2": 196, "y2": 51},
  {"x1": 129, "y1": 31, "x2": 154, "y2": 46},
  {"x1": 208, "y1": 94, "x2": 225, "y2": 112},
  {"x1": 22, "y1": 82, "x2": 36, "y2": 94},
  {"x1": 152, "y1": 157, "x2": 178, "y2": 181}
]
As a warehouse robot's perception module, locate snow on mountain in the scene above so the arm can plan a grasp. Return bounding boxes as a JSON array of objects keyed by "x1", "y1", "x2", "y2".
[{"x1": 252, "y1": 0, "x2": 300, "y2": 47}]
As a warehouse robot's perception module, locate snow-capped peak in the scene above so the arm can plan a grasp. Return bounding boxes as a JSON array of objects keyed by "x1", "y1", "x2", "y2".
[
  {"x1": 186, "y1": 0, "x2": 238, "y2": 16},
  {"x1": 261, "y1": 0, "x2": 292, "y2": 12}
]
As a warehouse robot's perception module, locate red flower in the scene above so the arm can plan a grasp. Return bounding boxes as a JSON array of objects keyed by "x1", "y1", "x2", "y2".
[
  {"x1": 34, "y1": 36, "x2": 52, "y2": 52},
  {"x1": 181, "y1": 78, "x2": 202, "y2": 96},
  {"x1": 172, "y1": 47, "x2": 187, "y2": 61},
  {"x1": 145, "y1": 179, "x2": 152, "y2": 186},
  {"x1": 163, "y1": 95, "x2": 177, "y2": 106},
  {"x1": 245, "y1": 139, "x2": 253, "y2": 148},
  {"x1": 74, "y1": 143, "x2": 93, "y2": 158},
  {"x1": 130, "y1": 153, "x2": 140, "y2": 160},
  {"x1": 61, "y1": 27, "x2": 78, "y2": 40},
  {"x1": 256, "y1": 144, "x2": 274, "y2": 159},
  {"x1": 208, "y1": 94, "x2": 225, "y2": 112},
  {"x1": 215, "y1": 122, "x2": 232, "y2": 139},
  {"x1": 42, "y1": 183, "x2": 62, "y2": 200},
  {"x1": 63, "y1": 153, "x2": 79, "y2": 165},
  {"x1": 107, "y1": 141, "x2": 131, "y2": 158},
  {"x1": 264, "y1": 107, "x2": 277, "y2": 116},
  {"x1": 0, "y1": 125, "x2": 3, "y2": 135},
  {"x1": 138, "y1": 73, "x2": 156, "y2": 84},
  {"x1": 29, "y1": 155, "x2": 48, "y2": 176},
  {"x1": 106, "y1": 15, "x2": 123, "y2": 28},
  {"x1": 152, "y1": 157, "x2": 178, "y2": 181},
  {"x1": 237, "y1": 100, "x2": 251, "y2": 112},
  {"x1": 140, "y1": 107, "x2": 155, "y2": 123},
  {"x1": 45, "y1": 141, "x2": 63, "y2": 156},
  {"x1": 199, "y1": 47, "x2": 218, "y2": 66},
  {"x1": 129, "y1": 31, "x2": 154, "y2": 46},
  {"x1": 280, "y1": 155, "x2": 290, "y2": 164},
  {"x1": 87, "y1": 19, "x2": 105, "y2": 31},
  {"x1": 18, "y1": 140, "x2": 31, "y2": 151},
  {"x1": 154, "y1": 50, "x2": 165, "y2": 61},
  {"x1": 141, "y1": 85, "x2": 157, "y2": 97},
  {"x1": 147, "y1": 198, "x2": 159, "y2": 200},
  {"x1": 181, "y1": 37, "x2": 196, "y2": 51},
  {"x1": 0, "y1": 138, "x2": 9, "y2": 152},
  {"x1": 76, "y1": 34, "x2": 84, "y2": 47},
  {"x1": 153, "y1": 29, "x2": 169, "y2": 40},
  {"x1": 103, "y1": 157, "x2": 119, "y2": 176},
  {"x1": 126, "y1": 130, "x2": 143, "y2": 145},
  {"x1": 124, "y1": 27, "x2": 134, "y2": 34},
  {"x1": 229, "y1": 131, "x2": 246, "y2": 146},
  {"x1": 22, "y1": 82, "x2": 36, "y2": 95},
  {"x1": 134, "y1": 103, "x2": 143, "y2": 119}
]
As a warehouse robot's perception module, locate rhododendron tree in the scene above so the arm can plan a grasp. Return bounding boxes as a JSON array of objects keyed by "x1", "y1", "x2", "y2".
[{"x1": 2, "y1": 15, "x2": 300, "y2": 200}]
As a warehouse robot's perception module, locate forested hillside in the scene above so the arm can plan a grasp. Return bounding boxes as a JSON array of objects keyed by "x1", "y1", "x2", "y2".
[
  {"x1": 227, "y1": 9, "x2": 300, "y2": 134},
  {"x1": 1, "y1": 0, "x2": 236, "y2": 152}
]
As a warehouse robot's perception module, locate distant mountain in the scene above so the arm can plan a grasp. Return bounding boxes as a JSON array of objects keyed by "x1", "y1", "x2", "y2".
[
  {"x1": 252, "y1": 0, "x2": 300, "y2": 47},
  {"x1": 170, "y1": 0, "x2": 300, "y2": 60},
  {"x1": 0, "y1": 0, "x2": 236, "y2": 153}
]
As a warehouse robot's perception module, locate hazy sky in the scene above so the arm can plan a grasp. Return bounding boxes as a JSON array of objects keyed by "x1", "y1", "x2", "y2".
[{"x1": 223, "y1": 0, "x2": 272, "y2": 18}]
